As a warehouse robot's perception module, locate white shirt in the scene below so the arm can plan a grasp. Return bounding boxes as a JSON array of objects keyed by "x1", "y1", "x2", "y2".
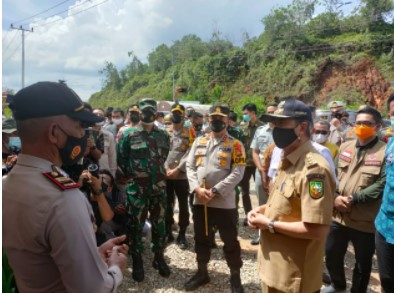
[{"x1": 268, "y1": 141, "x2": 338, "y2": 186}]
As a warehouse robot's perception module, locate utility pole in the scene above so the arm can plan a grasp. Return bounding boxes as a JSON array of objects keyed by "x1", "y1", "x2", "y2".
[
  {"x1": 11, "y1": 24, "x2": 33, "y2": 89},
  {"x1": 172, "y1": 47, "x2": 175, "y2": 101}
]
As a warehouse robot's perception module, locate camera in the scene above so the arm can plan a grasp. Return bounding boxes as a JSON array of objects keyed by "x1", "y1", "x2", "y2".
[
  {"x1": 88, "y1": 163, "x2": 99, "y2": 178},
  {"x1": 82, "y1": 163, "x2": 99, "y2": 193},
  {"x1": 331, "y1": 111, "x2": 343, "y2": 120}
]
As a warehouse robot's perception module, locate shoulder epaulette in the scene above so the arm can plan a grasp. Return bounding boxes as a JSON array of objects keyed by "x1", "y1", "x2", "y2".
[
  {"x1": 43, "y1": 171, "x2": 80, "y2": 190},
  {"x1": 306, "y1": 153, "x2": 318, "y2": 168}
]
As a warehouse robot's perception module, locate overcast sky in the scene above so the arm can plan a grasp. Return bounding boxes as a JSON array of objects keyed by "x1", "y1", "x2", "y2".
[{"x1": 2, "y1": 0, "x2": 358, "y2": 100}]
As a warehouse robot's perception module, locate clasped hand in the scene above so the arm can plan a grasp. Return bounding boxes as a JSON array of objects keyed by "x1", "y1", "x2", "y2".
[
  {"x1": 247, "y1": 206, "x2": 269, "y2": 230},
  {"x1": 195, "y1": 187, "x2": 214, "y2": 204}
]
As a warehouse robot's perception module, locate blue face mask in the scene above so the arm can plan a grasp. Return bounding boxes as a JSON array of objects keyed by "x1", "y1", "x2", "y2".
[
  {"x1": 8, "y1": 136, "x2": 21, "y2": 151},
  {"x1": 243, "y1": 114, "x2": 251, "y2": 122},
  {"x1": 391, "y1": 117, "x2": 394, "y2": 127}
]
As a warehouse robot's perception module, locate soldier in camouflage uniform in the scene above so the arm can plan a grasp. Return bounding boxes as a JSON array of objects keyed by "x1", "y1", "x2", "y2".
[{"x1": 117, "y1": 98, "x2": 171, "y2": 282}]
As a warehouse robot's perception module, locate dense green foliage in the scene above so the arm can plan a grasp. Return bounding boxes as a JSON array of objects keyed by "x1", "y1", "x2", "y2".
[{"x1": 90, "y1": 0, "x2": 394, "y2": 115}]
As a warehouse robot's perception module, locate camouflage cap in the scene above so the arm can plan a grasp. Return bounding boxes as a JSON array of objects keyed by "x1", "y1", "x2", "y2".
[{"x1": 139, "y1": 98, "x2": 157, "y2": 111}]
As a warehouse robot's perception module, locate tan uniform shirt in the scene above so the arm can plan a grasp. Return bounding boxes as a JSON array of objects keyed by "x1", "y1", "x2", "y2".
[
  {"x1": 187, "y1": 132, "x2": 246, "y2": 209},
  {"x1": 334, "y1": 139, "x2": 386, "y2": 233},
  {"x1": 3, "y1": 154, "x2": 122, "y2": 293},
  {"x1": 165, "y1": 125, "x2": 196, "y2": 179},
  {"x1": 259, "y1": 141, "x2": 335, "y2": 293},
  {"x1": 99, "y1": 128, "x2": 117, "y2": 176}
]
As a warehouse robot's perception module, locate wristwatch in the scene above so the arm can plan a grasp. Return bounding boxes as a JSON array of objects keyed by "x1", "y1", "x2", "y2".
[
  {"x1": 268, "y1": 219, "x2": 276, "y2": 234},
  {"x1": 211, "y1": 187, "x2": 218, "y2": 194},
  {"x1": 92, "y1": 187, "x2": 103, "y2": 196},
  {"x1": 347, "y1": 195, "x2": 354, "y2": 204}
]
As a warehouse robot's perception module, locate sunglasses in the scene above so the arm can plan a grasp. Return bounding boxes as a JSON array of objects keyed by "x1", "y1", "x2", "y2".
[
  {"x1": 355, "y1": 121, "x2": 376, "y2": 127},
  {"x1": 314, "y1": 130, "x2": 328, "y2": 135}
]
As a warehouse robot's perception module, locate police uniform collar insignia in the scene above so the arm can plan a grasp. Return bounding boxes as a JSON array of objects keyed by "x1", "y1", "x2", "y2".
[{"x1": 43, "y1": 165, "x2": 80, "y2": 190}]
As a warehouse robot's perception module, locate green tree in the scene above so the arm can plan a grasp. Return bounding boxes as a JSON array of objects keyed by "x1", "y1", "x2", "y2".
[
  {"x1": 360, "y1": 0, "x2": 394, "y2": 23},
  {"x1": 148, "y1": 44, "x2": 172, "y2": 73},
  {"x1": 99, "y1": 61, "x2": 122, "y2": 90}
]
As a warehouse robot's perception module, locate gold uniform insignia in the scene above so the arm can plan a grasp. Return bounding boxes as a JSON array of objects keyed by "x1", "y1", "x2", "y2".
[{"x1": 216, "y1": 107, "x2": 221, "y2": 113}]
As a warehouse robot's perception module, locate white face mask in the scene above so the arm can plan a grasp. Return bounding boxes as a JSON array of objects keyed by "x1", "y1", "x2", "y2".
[
  {"x1": 112, "y1": 118, "x2": 124, "y2": 126},
  {"x1": 313, "y1": 133, "x2": 328, "y2": 144},
  {"x1": 96, "y1": 121, "x2": 105, "y2": 126}
]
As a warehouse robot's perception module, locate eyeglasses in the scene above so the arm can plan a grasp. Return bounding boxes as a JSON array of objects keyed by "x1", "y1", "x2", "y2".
[
  {"x1": 314, "y1": 130, "x2": 328, "y2": 135},
  {"x1": 355, "y1": 121, "x2": 376, "y2": 127}
]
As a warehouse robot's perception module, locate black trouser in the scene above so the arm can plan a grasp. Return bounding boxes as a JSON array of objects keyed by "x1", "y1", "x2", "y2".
[
  {"x1": 237, "y1": 166, "x2": 255, "y2": 215},
  {"x1": 165, "y1": 179, "x2": 190, "y2": 231},
  {"x1": 193, "y1": 205, "x2": 242, "y2": 269},
  {"x1": 375, "y1": 231, "x2": 394, "y2": 293},
  {"x1": 325, "y1": 221, "x2": 375, "y2": 293}
]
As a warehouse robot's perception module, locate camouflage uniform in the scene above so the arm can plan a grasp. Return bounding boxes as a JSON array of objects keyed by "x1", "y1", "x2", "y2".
[
  {"x1": 227, "y1": 125, "x2": 244, "y2": 142},
  {"x1": 117, "y1": 124, "x2": 170, "y2": 254},
  {"x1": 238, "y1": 119, "x2": 263, "y2": 218}
]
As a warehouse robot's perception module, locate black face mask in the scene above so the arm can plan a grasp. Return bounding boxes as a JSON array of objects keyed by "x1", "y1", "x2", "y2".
[
  {"x1": 210, "y1": 120, "x2": 226, "y2": 133},
  {"x1": 130, "y1": 113, "x2": 140, "y2": 123},
  {"x1": 171, "y1": 114, "x2": 183, "y2": 124},
  {"x1": 140, "y1": 109, "x2": 156, "y2": 125},
  {"x1": 194, "y1": 124, "x2": 203, "y2": 131},
  {"x1": 57, "y1": 127, "x2": 88, "y2": 166},
  {"x1": 272, "y1": 126, "x2": 298, "y2": 149}
]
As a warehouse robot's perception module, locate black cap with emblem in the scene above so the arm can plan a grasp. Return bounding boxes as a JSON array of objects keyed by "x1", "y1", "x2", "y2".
[
  {"x1": 128, "y1": 104, "x2": 140, "y2": 112},
  {"x1": 10, "y1": 81, "x2": 103, "y2": 125},
  {"x1": 171, "y1": 103, "x2": 185, "y2": 114},
  {"x1": 261, "y1": 98, "x2": 312, "y2": 123},
  {"x1": 209, "y1": 104, "x2": 230, "y2": 117}
]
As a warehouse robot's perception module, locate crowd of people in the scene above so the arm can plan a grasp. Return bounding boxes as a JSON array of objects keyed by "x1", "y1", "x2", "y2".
[{"x1": 2, "y1": 81, "x2": 394, "y2": 293}]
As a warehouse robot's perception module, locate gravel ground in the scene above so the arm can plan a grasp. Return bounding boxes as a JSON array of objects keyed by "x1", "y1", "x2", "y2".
[{"x1": 118, "y1": 188, "x2": 381, "y2": 293}]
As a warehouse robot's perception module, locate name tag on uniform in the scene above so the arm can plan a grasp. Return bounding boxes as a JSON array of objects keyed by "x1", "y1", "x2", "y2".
[{"x1": 365, "y1": 153, "x2": 381, "y2": 166}]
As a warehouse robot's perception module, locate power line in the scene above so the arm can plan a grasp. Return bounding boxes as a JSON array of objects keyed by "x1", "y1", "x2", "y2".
[
  {"x1": 21, "y1": 0, "x2": 108, "y2": 28},
  {"x1": 2, "y1": 30, "x2": 19, "y2": 53},
  {"x1": 2, "y1": 34, "x2": 32, "y2": 66},
  {"x1": 11, "y1": 0, "x2": 70, "y2": 25}
]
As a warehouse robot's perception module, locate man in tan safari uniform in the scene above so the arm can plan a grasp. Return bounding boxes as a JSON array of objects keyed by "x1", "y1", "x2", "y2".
[
  {"x1": 322, "y1": 106, "x2": 386, "y2": 293},
  {"x1": 248, "y1": 98, "x2": 335, "y2": 293}
]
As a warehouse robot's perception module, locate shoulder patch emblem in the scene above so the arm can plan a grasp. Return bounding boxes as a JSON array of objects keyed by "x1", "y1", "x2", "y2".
[{"x1": 309, "y1": 180, "x2": 324, "y2": 199}]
